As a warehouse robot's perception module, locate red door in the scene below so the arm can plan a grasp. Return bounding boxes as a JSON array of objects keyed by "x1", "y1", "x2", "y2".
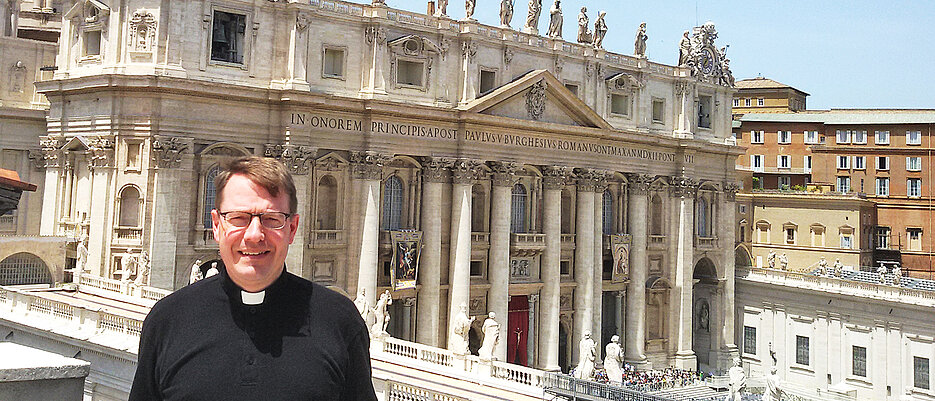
[{"x1": 507, "y1": 295, "x2": 529, "y2": 366}]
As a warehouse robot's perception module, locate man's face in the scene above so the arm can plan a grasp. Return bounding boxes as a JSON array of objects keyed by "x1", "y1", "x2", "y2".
[{"x1": 211, "y1": 174, "x2": 298, "y2": 292}]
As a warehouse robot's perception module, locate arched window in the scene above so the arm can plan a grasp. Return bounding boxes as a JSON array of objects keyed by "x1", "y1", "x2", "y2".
[
  {"x1": 511, "y1": 184, "x2": 527, "y2": 233},
  {"x1": 697, "y1": 197, "x2": 709, "y2": 237},
  {"x1": 317, "y1": 175, "x2": 337, "y2": 230},
  {"x1": 650, "y1": 194, "x2": 664, "y2": 235},
  {"x1": 0, "y1": 253, "x2": 52, "y2": 285},
  {"x1": 203, "y1": 165, "x2": 220, "y2": 229},
  {"x1": 118, "y1": 186, "x2": 141, "y2": 227},
  {"x1": 602, "y1": 190, "x2": 614, "y2": 235},
  {"x1": 382, "y1": 176, "x2": 403, "y2": 230},
  {"x1": 471, "y1": 184, "x2": 486, "y2": 231}
]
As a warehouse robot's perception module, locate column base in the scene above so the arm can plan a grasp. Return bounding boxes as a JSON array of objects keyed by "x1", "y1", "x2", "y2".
[
  {"x1": 624, "y1": 357, "x2": 651, "y2": 371},
  {"x1": 715, "y1": 345, "x2": 740, "y2": 373},
  {"x1": 672, "y1": 351, "x2": 697, "y2": 370}
]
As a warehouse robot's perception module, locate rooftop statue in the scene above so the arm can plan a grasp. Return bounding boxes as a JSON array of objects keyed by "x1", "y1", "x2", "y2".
[
  {"x1": 603, "y1": 335, "x2": 622, "y2": 384},
  {"x1": 546, "y1": 0, "x2": 562, "y2": 39},
  {"x1": 678, "y1": 31, "x2": 691, "y2": 66},
  {"x1": 478, "y1": 312, "x2": 500, "y2": 361},
  {"x1": 500, "y1": 0, "x2": 513, "y2": 28},
  {"x1": 592, "y1": 11, "x2": 607, "y2": 49},
  {"x1": 634, "y1": 22, "x2": 647, "y2": 57},
  {"x1": 576, "y1": 7, "x2": 591, "y2": 44},
  {"x1": 463, "y1": 0, "x2": 475, "y2": 21},
  {"x1": 450, "y1": 302, "x2": 475, "y2": 354},
  {"x1": 728, "y1": 358, "x2": 746, "y2": 401},
  {"x1": 573, "y1": 330, "x2": 596, "y2": 380},
  {"x1": 189, "y1": 259, "x2": 203, "y2": 284},
  {"x1": 523, "y1": 0, "x2": 542, "y2": 34},
  {"x1": 435, "y1": 0, "x2": 448, "y2": 17}
]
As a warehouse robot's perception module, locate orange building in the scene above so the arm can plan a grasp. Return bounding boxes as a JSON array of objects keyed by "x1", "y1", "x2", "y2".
[{"x1": 732, "y1": 77, "x2": 808, "y2": 115}]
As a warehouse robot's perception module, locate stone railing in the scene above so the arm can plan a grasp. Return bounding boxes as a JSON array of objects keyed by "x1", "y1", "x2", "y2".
[
  {"x1": 79, "y1": 275, "x2": 170, "y2": 305},
  {"x1": 490, "y1": 360, "x2": 546, "y2": 387},
  {"x1": 511, "y1": 233, "x2": 546, "y2": 245},
  {"x1": 385, "y1": 380, "x2": 469, "y2": 401},
  {"x1": 309, "y1": 229, "x2": 345, "y2": 247},
  {"x1": 695, "y1": 236, "x2": 718, "y2": 249},
  {"x1": 649, "y1": 235, "x2": 666, "y2": 246},
  {"x1": 738, "y1": 267, "x2": 935, "y2": 307},
  {"x1": 542, "y1": 372, "x2": 688, "y2": 401},
  {"x1": 560, "y1": 234, "x2": 576, "y2": 248},
  {"x1": 471, "y1": 232, "x2": 490, "y2": 245},
  {"x1": 113, "y1": 227, "x2": 143, "y2": 244}
]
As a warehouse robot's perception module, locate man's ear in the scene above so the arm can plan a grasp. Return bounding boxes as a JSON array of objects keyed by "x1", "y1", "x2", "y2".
[
  {"x1": 286, "y1": 214, "x2": 300, "y2": 244},
  {"x1": 211, "y1": 209, "x2": 222, "y2": 242}
]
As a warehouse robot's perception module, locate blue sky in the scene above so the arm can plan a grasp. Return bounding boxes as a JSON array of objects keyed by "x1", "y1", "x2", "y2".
[{"x1": 381, "y1": 0, "x2": 935, "y2": 109}]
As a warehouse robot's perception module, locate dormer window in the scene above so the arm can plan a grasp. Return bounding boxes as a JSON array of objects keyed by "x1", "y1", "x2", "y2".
[
  {"x1": 387, "y1": 35, "x2": 440, "y2": 92},
  {"x1": 66, "y1": 0, "x2": 111, "y2": 63}
]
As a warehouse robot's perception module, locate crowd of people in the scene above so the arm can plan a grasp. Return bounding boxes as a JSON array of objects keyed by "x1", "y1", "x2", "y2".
[{"x1": 590, "y1": 364, "x2": 704, "y2": 389}]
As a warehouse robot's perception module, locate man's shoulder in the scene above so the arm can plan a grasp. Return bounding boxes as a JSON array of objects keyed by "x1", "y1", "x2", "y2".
[
  {"x1": 283, "y1": 273, "x2": 358, "y2": 313},
  {"x1": 147, "y1": 276, "x2": 220, "y2": 318}
]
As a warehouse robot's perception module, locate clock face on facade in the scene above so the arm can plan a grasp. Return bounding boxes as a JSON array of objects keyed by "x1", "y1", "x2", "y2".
[{"x1": 699, "y1": 47, "x2": 716, "y2": 75}]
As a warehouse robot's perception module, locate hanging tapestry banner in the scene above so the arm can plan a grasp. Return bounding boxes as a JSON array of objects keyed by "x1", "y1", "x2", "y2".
[
  {"x1": 610, "y1": 235, "x2": 631, "y2": 283},
  {"x1": 391, "y1": 231, "x2": 422, "y2": 291}
]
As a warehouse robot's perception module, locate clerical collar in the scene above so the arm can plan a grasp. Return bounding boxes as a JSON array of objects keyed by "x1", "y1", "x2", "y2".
[{"x1": 241, "y1": 290, "x2": 266, "y2": 305}]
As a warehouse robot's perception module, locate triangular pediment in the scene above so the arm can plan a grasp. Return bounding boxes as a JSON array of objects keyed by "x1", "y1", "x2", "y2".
[
  {"x1": 458, "y1": 70, "x2": 611, "y2": 130},
  {"x1": 65, "y1": 0, "x2": 110, "y2": 21},
  {"x1": 62, "y1": 136, "x2": 90, "y2": 151}
]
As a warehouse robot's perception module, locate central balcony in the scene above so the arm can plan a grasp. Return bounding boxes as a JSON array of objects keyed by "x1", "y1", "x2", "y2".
[{"x1": 510, "y1": 233, "x2": 546, "y2": 257}]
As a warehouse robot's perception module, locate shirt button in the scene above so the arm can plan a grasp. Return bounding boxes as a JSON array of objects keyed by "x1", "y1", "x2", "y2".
[{"x1": 247, "y1": 356, "x2": 255, "y2": 365}]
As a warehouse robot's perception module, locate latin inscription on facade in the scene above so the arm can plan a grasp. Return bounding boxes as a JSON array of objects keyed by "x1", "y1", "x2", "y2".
[{"x1": 290, "y1": 112, "x2": 692, "y2": 163}]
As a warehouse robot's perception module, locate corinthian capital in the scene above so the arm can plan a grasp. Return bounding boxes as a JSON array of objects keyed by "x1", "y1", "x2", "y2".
[
  {"x1": 350, "y1": 151, "x2": 390, "y2": 180},
  {"x1": 151, "y1": 136, "x2": 191, "y2": 169},
  {"x1": 448, "y1": 158, "x2": 481, "y2": 184},
  {"x1": 86, "y1": 136, "x2": 115, "y2": 168},
  {"x1": 541, "y1": 165, "x2": 568, "y2": 190},
  {"x1": 264, "y1": 135, "x2": 315, "y2": 175},
  {"x1": 625, "y1": 173, "x2": 654, "y2": 195},
  {"x1": 488, "y1": 161, "x2": 518, "y2": 187},
  {"x1": 669, "y1": 175, "x2": 697, "y2": 198},
  {"x1": 420, "y1": 157, "x2": 450, "y2": 183}
]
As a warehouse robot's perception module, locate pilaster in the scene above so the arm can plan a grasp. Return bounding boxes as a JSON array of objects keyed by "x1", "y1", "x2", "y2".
[
  {"x1": 264, "y1": 134, "x2": 316, "y2": 279},
  {"x1": 149, "y1": 136, "x2": 192, "y2": 290},
  {"x1": 285, "y1": 11, "x2": 311, "y2": 90},
  {"x1": 86, "y1": 137, "x2": 115, "y2": 280}
]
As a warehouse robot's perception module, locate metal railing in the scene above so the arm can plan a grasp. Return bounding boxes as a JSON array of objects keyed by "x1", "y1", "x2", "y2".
[{"x1": 543, "y1": 372, "x2": 693, "y2": 401}]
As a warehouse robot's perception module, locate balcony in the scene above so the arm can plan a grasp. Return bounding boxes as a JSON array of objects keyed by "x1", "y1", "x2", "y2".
[
  {"x1": 309, "y1": 229, "x2": 345, "y2": 248},
  {"x1": 695, "y1": 236, "x2": 718, "y2": 249},
  {"x1": 471, "y1": 232, "x2": 490, "y2": 249},
  {"x1": 113, "y1": 227, "x2": 142, "y2": 246},
  {"x1": 649, "y1": 235, "x2": 666, "y2": 249},
  {"x1": 560, "y1": 234, "x2": 575, "y2": 251},
  {"x1": 510, "y1": 233, "x2": 546, "y2": 256},
  {"x1": 0, "y1": 214, "x2": 15, "y2": 233}
]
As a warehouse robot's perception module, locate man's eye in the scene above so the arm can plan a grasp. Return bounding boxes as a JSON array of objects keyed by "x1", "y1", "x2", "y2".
[
  {"x1": 263, "y1": 216, "x2": 285, "y2": 227},
  {"x1": 228, "y1": 215, "x2": 251, "y2": 226}
]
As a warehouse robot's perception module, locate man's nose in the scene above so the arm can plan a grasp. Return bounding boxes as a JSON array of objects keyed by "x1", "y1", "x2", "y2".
[{"x1": 243, "y1": 215, "x2": 265, "y2": 242}]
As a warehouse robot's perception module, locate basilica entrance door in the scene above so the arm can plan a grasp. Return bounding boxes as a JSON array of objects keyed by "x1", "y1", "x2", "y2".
[{"x1": 507, "y1": 295, "x2": 529, "y2": 366}]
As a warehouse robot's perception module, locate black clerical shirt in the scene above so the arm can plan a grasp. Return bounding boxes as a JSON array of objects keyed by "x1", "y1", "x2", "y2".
[{"x1": 129, "y1": 269, "x2": 377, "y2": 401}]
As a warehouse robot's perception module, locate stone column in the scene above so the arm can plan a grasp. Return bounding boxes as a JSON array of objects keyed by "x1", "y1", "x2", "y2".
[
  {"x1": 149, "y1": 136, "x2": 190, "y2": 289},
  {"x1": 85, "y1": 139, "x2": 116, "y2": 279},
  {"x1": 351, "y1": 152, "x2": 387, "y2": 308},
  {"x1": 286, "y1": 12, "x2": 311, "y2": 90},
  {"x1": 264, "y1": 137, "x2": 315, "y2": 279},
  {"x1": 625, "y1": 174, "x2": 650, "y2": 368},
  {"x1": 615, "y1": 290, "x2": 625, "y2": 350},
  {"x1": 459, "y1": 41, "x2": 478, "y2": 105},
  {"x1": 592, "y1": 176, "x2": 607, "y2": 352},
  {"x1": 447, "y1": 160, "x2": 475, "y2": 351},
  {"x1": 719, "y1": 183, "x2": 740, "y2": 368},
  {"x1": 573, "y1": 169, "x2": 596, "y2": 364},
  {"x1": 417, "y1": 159, "x2": 447, "y2": 347},
  {"x1": 671, "y1": 176, "x2": 697, "y2": 369},
  {"x1": 488, "y1": 162, "x2": 516, "y2": 361},
  {"x1": 527, "y1": 293, "x2": 539, "y2": 366},
  {"x1": 362, "y1": 25, "x2": 387, "y2": 96},
  {"x1": 537, "y1": 166, "x2": 566, "y2": 371},
  {"x1": 674, "y1": 81, "x2": 694, "y2": 138},
  {"x1": 402, "y1": 297, "x2": 416, "y2": 341},
  {"x1": 35, "y1": 138, "x2": 63, "y2": 236}
]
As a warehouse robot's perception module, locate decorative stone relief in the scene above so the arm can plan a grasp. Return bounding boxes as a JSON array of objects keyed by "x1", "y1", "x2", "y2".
[
  {"x1": 574, "y1": 168, "x2": 601, "y2": 192},
  {"x1": 488, "y1": 161, "x2": 517, "y2": 187},
  {"x1": 626, "y1": 173, "x2": 653, "y2": 195},
  {"x1": 448, "y1": 159, "x2": 480, "y2": 184},
  {"x1": 29, "y1": 136, "x2": 65, "y2": 169},
  {"x1": 510, "y1": 258, "x2": 531, "y2": 280},
  {"x1": 438, "y1": 38, "x2": 451, "y2": 61},
  {"x1": 264, "y1": 131, "x2": 315, "y2": 175},
  {"x1": 128, "y1": 10, "x2": 156, "y2": 53},
  {"x1": 554, "y1": 56, "x2": 564, "y2": 74},
  {"x1": 420, "y1": 157, "x2": 449, "y2": 183},
  {"x1": 365, "y1": 26, "x2": 387, "y2": 45},
  {"x1": 685, "y1": 22, "x2": 733, "y2": 87},
  {"x1": 461, "y1": 41, "x2": 477, "y2": 63},
  {"x1": 669, "y1": 175, "x2": 697, "y2": 198},
  {"x1": 151, "y1": 136, "x2": 190, "y2": 169},
  {"x1": 675, "y1": 81, "x2": 693, "y2": 97},
  {"x1": 607, "y1": 72, "x2": 642, "y2": 92},
  {"x1": 559, "y1": 293, "x2": 573, "y2": 311},
  {"x1": 86, "y1": 136, "x2": 115, "y2": 168},
  {"x1": 295, "y1": 12, "x2": 311, "y2": 32},
  {"x1": 723, "y1": 182, "x2": 740, "y2": 201},
  {"x1": 350, "y1": 151, "x2": 389, "y2": 180},
  {"x1": 9, "y1": 61, "x2": 26, "y2": 93},
  {"x1": 469, "y1": 297, "x2": 486, "y2": 315},
  {"x1": 503, "y1": 46, "x2": 514, "y2": 66},
  {"x1": 524, "y1": 80, "x2": 546, "y2": 121}
]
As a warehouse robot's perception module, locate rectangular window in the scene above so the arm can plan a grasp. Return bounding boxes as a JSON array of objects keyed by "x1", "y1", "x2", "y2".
[
  {"x1": 876, "y1": 227, "x2": 890, "y2": 249},
  {"x1": 751, "y1": 131, "x2": 764, "y2": 144},
  {"x1": 915, "y1": 357, "x2": 930, "y2": 390},
  {"x1": 479, "y1": 69, "x2": 497, "y2": 94},
  {"x1": 744, "y1": 98, "x2": 751, "y2": 107},
  {"x1": 841, "y1": 232, "x2": 853, "y2": 249},
  {"x1": 560, "y1": 260, "x2": 570, "y2": 275},
  {"x1": 877, "y1": 156, "x2": 889, "y2": 171},
  {"x1": 779, "y1": 176, "x2": 791, "y2": 188},
  {"x1": 84, "y1": 30, "x2": 102, "y2": 57},
  {"x1": 126, "y1": 142, "x2": 140, "y2": 169},
  {"x1": 397, "y1": 60, "x2": 424, "y2": 87},
  {"x1": 853, "y1": 130, "x2": 867, "y2": 144},
  {"x1": 610, "y1": 94, "x2": 630, "y2": 116},
  {"x1": 907, "y1": 157, "x2": 922, "y2": 172},
  {"x1": 796, "y1": 336, "x2": 810, "y2": 366},
  {"x1": 804, "y1": 130, "x2": 819, "y2": 144},
  {"x1": 732, "y1": 98, "x2": 740, "y2": 107},
  {"x1": 836, "y1": 130, "x2": 850, "y2": 144},
  {"x1": 652, "y1": 99, "x2": 665, "y2": 123},
  {"x1": 786, "y1": 227, "x2": 796, "y2": 244},
  {"x1": 804, "y1": 155, "x2": 813, "y2": 173},
  {"x1": 837, "y1": 156, "x2": 850, "y2": 169},
  {"x1": 565, "y1": 83, "x2": 579, "y2": 96},
  {"x1": 876, "y1": 177, "x2": 889, "y2": 196},
  {"x1": 778, "y1": 131, "x2": 791, "y2": 144},
  {"x1": 908, "y1": 130, "x2": 922, "y2": 145},
  {"x1": 778, "y1": 155, "x2": 791, "y2": 169},
  {"x1": 853, "y1": 345, "x2": 867, "y2": 377},
  {"x1": 853, "y1": 156, "x2": 866, "y2": 170},
  {"x1": 757, "y1": 98, "x2": 765, "y2": 107},
  {"x1": 838, "y1": 176, "x2": 851, "y2": 193},
  {"x1": 908, "y1": 228, "x2": 923, "y2": 251},
  {"x1": 211, "y1": 11, "x2": 247, "y2": 64},
  {"x1": 470, "y1": 261, "x2": 483, "y2": 277},
  {"x1": 743, "y1": 326, "x2": 757, "y2": 354},
  {"x1": 875, "y1": 130, "x2": 890, "y2": 145},
  {"x1": 908, "y1": 178, "x2": 922, "y2": 197},
  {"x1": 323, "y1": 47, "x2": 345, "y2": 78},
  {"x1": 751, "y1": 155, "x2": 764, "y2": 173},
  {"x1": 698, "y1": 96, "x2": 712, "y2": 128}
]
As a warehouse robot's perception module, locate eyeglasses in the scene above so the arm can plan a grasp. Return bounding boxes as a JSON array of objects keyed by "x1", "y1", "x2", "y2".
[{"x1": 218, "y1": 211, "x2": 292, "y2": 230}]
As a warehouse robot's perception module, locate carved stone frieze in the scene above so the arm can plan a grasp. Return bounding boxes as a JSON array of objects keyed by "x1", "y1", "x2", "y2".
[
  {"x1": 461, "y1": 41, "x2": 477, "y2": 63},
  {"x1": 29, "y1": 136, "x2": 64, "y2": 169},
  {"x1": 365, "y1": 26, "x2": 387, "y2": 44},
  {"x1": 723, "y1": 181, "x2": 741, "y2": 201},
  {"x1": 669, "y1": 175, "x2": 697, "y2": 198},
  {"x1": 295, "y1": 12, "x2": 311, "y2": 31},
  {"x1": 264, "y1": 136, "x2": 315, "y2": 175},
  {"x1": 525, "y1": 80, "x2": 547, "y2": 121},
  {"x1": 554, "y1": 56, "x2": 564, "y2": 74},
  {"x1": 151, "y1": 136, "x2": 190, "y2": 169},
  {"x1": 128, "y1": 10, "x2": 157, "y2": 52},
  {"x1": 675, "y1": 80, "x2": 693, "y2": 97},
  {"x1": 420, "y1": 157, "x2": 450, "y2": 183},
  {"x1": 503, "y1": 46, "x2": 514, "y2": 66},
  {"x1": 488, "y1": 161, "x2": 518, "y2": 187},
  {"x1": 542, "y1": 165, "x2": 568, "y2": 190},
  {"x1": 350, "y1": 151, "x2": 390, "y2": 180},
  {"x1": 86, "y1": 136, "x2": 115, "y2": 168}
]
